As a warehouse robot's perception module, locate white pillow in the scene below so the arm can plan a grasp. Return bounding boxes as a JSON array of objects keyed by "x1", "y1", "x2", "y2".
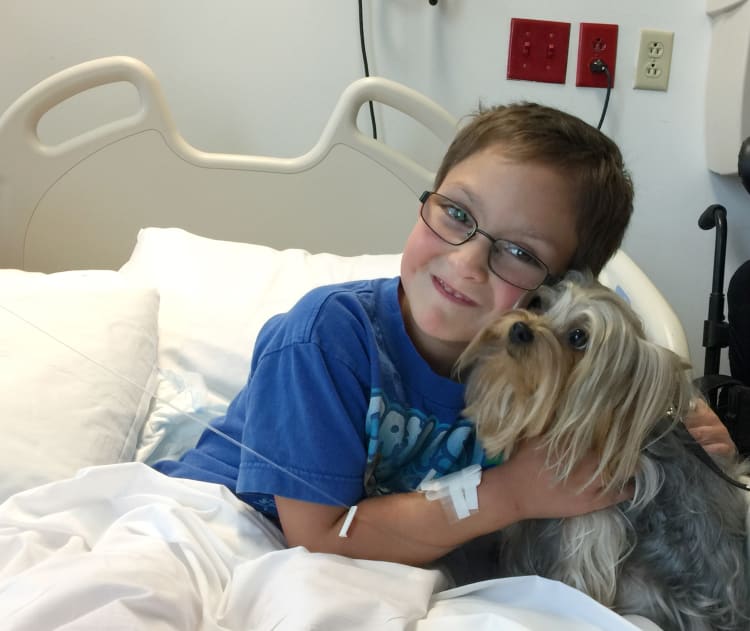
[
  {"x1": 119, "y1": 227, "x2": 402, "y2": 461},
  {"x1": 0, "y1": 269, "x2": 159, "y2": 500}
]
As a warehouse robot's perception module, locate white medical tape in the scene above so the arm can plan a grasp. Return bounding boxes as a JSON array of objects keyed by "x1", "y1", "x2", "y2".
[
  {"x1": 417, "y1": 464, "x2": 482, "y2": 520},
  {"x1": 338, "y1": 505, "x2": 358, "y2": 537}
]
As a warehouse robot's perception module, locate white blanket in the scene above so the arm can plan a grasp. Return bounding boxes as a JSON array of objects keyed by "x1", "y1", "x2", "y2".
[{"x1": 0, "y1": 463, "x2": 656, "y2": 631}]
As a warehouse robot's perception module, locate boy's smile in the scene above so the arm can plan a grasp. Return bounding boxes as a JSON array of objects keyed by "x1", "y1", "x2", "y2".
[
  {"x1": 432, "y1": 275, "x2": 477, "y2": 306},
  {"x1": 399, "y1": 147, "x2": 578, "y2": 376}
]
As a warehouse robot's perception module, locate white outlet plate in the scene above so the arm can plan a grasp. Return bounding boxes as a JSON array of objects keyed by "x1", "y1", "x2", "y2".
[{"x1": 634, "y1": 28, "x2": 674, "y2": 91}]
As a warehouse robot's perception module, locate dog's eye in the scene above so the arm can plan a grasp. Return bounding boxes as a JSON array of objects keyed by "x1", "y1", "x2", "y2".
[{"x1": 567, "y1": 328, "x2": 588, "y2": 350}]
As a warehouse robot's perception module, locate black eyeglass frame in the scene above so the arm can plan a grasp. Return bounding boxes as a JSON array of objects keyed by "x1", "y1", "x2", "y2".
[{"x1": 418, "y1": 190, "x2": 555, "y2": 290}]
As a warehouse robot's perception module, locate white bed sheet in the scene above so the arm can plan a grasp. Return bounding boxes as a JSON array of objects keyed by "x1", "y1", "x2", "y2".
[{"x1": 0, "y1": 463, "x2": 654, "y2": 631}]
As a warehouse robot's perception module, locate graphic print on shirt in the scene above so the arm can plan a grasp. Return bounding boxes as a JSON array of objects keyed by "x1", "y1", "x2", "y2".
[{"x1": 364, "y1": 389, "x2": 483, "y2": 496}]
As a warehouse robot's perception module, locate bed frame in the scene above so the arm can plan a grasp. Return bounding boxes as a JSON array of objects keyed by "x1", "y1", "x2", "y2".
[
  {"x1": 0, "y1": 56, "x2": 690, "y2": 360},
  {"x1": 0, "y1": 56, "x2": 456, "y2": 270}
]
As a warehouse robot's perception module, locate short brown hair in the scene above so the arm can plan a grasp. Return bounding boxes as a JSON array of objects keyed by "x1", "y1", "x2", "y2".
[{"x1": 434, "y1": 102, "x2": 633, "y2": 276}]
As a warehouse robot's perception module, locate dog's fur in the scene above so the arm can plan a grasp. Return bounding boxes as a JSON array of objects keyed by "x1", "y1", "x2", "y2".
[{"x1": 456, "y1": 271, "x2": 750, "y2": 631}]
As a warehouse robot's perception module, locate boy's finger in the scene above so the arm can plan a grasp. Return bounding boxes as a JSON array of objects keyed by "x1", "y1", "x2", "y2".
[{"x1": 700, "y1": 441, "x2": 736, "y2": 457}]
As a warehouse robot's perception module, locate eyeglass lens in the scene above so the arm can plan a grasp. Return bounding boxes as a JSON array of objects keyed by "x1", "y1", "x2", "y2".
[{"x1": 420, "y1": 192, "x2": 548, "y2": 290}]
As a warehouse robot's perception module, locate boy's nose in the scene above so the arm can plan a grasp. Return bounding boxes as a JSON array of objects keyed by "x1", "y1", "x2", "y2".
[{"x1": 450, "y1": 237, "x2": 489, "y2": 280}]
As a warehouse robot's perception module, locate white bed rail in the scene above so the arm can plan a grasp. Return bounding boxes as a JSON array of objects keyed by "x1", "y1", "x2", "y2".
[
  {"x1": 599, "y1": 250, "x2": 690, "y2": 361},
  {"x1": 0, "y1": 56, "x2": 457, "y2": 269}
]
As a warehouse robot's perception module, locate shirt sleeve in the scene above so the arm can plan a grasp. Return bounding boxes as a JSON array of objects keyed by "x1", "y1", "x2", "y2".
[{"x1": 236, "y1": 302, "x2": 375, "y2": 508}]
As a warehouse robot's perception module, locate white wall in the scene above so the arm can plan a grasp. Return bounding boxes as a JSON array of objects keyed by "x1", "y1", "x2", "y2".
[{"x1": 2, "y1": 0, "x2": 749, "y2": 374}]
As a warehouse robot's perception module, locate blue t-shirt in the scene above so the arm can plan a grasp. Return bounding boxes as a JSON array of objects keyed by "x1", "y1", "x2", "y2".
[{"x1": 154, "y1": 277, "x2": 486, "y2": 520}]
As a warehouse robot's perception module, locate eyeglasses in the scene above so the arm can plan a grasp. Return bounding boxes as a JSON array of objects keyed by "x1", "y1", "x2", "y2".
[{"x1": 419, "y1": 191, "x2": 553, "y2": 290}]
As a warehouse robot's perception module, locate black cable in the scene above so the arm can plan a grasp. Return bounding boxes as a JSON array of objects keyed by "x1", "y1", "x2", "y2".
[
  {"x1": 679, "y1": 423, "x2": 750, "y2": 492},
  {"x1": 590, "y1": 59, "x2": 612, "y2": 131},
  {"x1": 357, "y1": 0, "x2": 377, "y2": 139}
]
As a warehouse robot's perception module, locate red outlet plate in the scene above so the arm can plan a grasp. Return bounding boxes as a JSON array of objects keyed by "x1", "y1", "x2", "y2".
[
  {"x1": 576, "y1": 22, "x2": 618, "y2": 88},
  {"x1": 507, "y1": 18, "x2": 571, "y2": 84}
]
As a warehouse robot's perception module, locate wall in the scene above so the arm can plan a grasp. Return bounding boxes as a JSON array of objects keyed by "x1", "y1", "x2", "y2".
[{"x1": 2, "y1": 0, "x2": 749, "y2": 374}]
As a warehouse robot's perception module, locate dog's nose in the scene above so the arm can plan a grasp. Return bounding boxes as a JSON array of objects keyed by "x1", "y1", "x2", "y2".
[{"x1": 509, "y1": 321, "x2": 534, "y2": 344}]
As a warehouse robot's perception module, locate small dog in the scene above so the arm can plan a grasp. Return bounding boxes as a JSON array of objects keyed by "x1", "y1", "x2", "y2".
[{"x1": 456, "y1": 271, "x2": 750, "y2": 631}]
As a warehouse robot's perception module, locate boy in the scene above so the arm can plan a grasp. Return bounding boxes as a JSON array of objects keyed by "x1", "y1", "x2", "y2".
[{"x1": 155, "y1": 102, "x2": 733, "y2": 567}]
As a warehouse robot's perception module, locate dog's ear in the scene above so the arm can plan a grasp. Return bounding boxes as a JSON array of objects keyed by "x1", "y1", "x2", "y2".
[
  {"x1": 548, "y1": 329, "x2": 694, "y2": 490},
  {"x1": 627, "y1": 339, "x2": 694, "y2": 426},
  {"x1": 601, "y1": 339, "x2": 694, "y2": 487}
]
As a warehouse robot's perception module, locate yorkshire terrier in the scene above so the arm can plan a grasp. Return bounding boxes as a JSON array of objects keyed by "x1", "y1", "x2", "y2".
[{"x1": 456, "y1": 271, "x2": 750, "y2": 631}]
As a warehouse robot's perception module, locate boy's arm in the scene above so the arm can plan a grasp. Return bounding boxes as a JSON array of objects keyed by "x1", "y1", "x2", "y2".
[{"x1": 276, "y1": 438, "x2": 631, "y2": 565}]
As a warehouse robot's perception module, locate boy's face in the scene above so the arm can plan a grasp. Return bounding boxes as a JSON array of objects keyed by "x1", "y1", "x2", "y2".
[{"x1": 399, "y1": 146, "x2": 578, "y2": 374}]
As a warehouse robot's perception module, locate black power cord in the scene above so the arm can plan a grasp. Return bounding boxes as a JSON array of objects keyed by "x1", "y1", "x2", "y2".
[
  {"x1": 357, "y1": 0, "x2": 378, "y2": 139},
  {"x1": 589, "y1": 59, "x2": 612, "y2": 131}
]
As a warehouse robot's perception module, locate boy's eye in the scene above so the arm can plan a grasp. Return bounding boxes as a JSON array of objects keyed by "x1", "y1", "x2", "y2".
[
  {"x1": 493, "y1": 241, "x2": 543, "y2": 270},
  {"x1": 505, "y1": 243, "x2": 535, "y2": 264},
  {"x1": 445, "y1": 204, "x2": 471, "y2": 225}
]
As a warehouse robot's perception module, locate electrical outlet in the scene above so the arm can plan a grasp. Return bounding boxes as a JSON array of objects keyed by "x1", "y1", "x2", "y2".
[
  {"x1": 633, "y1": 29, "x2": 674, "y2": 91},
  {"x1": 507, "y1": 18, "x2": 571, "y2": 84},
  {"x1": 576, "y1": 22, "x2": 618, "y2": 88}
]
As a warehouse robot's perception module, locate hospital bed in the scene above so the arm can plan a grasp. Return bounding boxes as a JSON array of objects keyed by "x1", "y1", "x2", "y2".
[{"x1": 0, "y1": 56, "x2": 690, "y2": 630}]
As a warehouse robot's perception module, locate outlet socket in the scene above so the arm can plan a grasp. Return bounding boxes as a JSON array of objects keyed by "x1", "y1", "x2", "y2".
[
  {"x1": 576, "y1": 22, "x2": 618, "y2": 88},
  {"x1": 634, "y1": 29, "x2": 674, "y2": 91},
  {"x1": 507, "y1": 18, "x2": 571, "y2": 84}
]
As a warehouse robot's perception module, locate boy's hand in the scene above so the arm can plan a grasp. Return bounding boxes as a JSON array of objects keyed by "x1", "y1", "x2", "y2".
[
  {"x1": 684, "y1": 398, "x2": 737, "y2": 456},
  {"x1": 496, "y1": 438, "x2": 633, "y2": 522}
]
